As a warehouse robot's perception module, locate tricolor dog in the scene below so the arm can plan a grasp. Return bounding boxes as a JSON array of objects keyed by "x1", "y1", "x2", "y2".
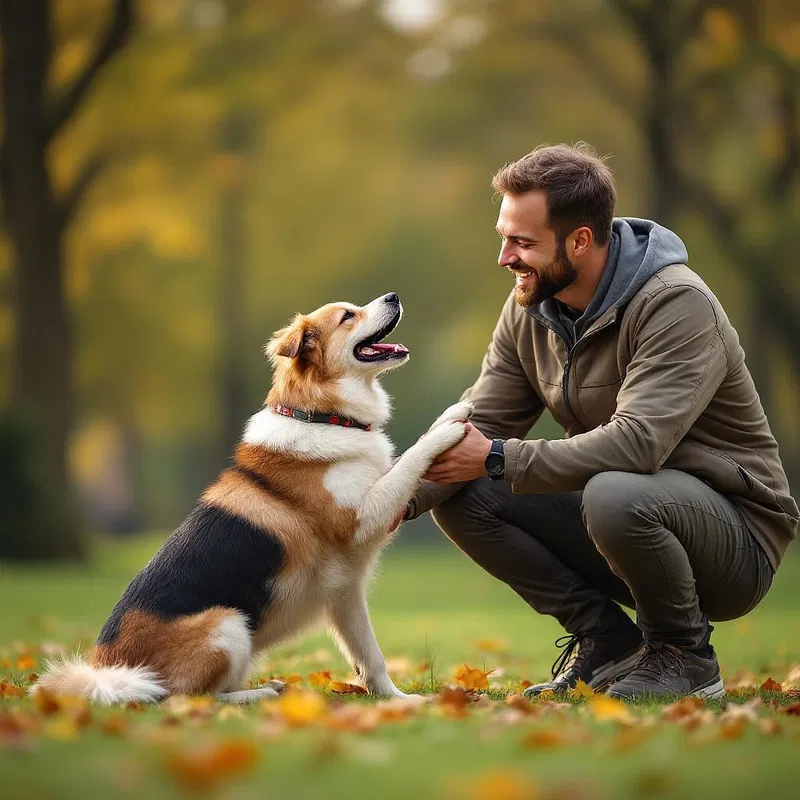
[{"x1": 35, "y1": 293, "x2": 471, "y2": 704}]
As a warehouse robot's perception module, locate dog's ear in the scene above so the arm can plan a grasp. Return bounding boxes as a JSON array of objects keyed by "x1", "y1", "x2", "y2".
[{"x1": 267, "y1": 318, "x2": 318, "y2": 363}]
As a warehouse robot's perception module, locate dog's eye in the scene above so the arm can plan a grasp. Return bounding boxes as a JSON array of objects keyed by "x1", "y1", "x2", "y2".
[{"x1": 341, "y1": 310, "x2": 355, "y2": 324}]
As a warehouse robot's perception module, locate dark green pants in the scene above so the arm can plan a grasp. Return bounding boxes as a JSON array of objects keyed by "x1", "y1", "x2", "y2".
[{"x1": 432, "y1": 469, "x2": 774, "y2": 650}]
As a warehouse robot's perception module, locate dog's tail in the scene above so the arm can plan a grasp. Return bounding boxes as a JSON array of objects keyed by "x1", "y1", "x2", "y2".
[{"x1": 32, "y1": 658, "x2": 167, "y2": 705}]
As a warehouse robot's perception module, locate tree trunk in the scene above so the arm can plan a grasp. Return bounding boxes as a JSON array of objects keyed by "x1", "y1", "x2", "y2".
[{"x1": 0, "y1": 0, "x2": 83, "y2": 558}]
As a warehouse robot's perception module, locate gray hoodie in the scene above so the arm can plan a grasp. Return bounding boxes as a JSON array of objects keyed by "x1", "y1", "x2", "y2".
[{"x1": 528, "y1": 218, "x2": 689, "y2": 346}]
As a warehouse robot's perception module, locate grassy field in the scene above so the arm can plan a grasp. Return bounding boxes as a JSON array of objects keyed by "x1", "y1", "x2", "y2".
[{"x1": 1, "y1": 535, "x2": 800, "y2": 800}]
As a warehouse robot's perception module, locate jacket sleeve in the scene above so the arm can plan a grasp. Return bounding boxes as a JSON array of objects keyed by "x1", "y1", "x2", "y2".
[
  {"x1": 502, "y1": 284, "x2": 730, "y2": 494},
  {"x1": 409, "y1": 293, "x2": 545, "y2": 518}
]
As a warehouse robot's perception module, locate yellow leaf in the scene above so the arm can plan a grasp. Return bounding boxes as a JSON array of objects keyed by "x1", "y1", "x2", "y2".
[
  {"x1": 466, "y1": 770, "x2": 539, "y2": 800},
  {"x1": 308, "y1": 671, "x2": 332, "y2": 689},
  {"x1": 588, "y1": 694, "x2": 633, "y2": 724},
  {"x1": 567, "y1": 679, "x2": 594, "y2": 700},
  {"x1": 453, "y1": 664, "x2": 493, "y2": 691},
  {"x1": 275, "y1": 691, "x2": 327, "y2": 727}
]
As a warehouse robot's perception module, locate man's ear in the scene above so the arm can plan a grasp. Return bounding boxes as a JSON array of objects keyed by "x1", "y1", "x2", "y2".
[{"x1": 266, "y1": 317, "x2": 317, "y2": 363}]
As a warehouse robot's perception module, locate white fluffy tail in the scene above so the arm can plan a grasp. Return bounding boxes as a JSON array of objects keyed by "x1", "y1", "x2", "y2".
[{"x1": 32, "y1": 658, "x2": 167, "y2": 706}]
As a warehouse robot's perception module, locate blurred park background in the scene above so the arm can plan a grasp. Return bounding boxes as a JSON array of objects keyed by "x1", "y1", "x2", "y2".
[{"x1": 1, "y1": 0, "x2": 799, "y2": 561}]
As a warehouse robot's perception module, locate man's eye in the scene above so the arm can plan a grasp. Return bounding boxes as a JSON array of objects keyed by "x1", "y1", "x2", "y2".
[{"x1": 341, "y1": 310, "x2": 355, "y2": 324}]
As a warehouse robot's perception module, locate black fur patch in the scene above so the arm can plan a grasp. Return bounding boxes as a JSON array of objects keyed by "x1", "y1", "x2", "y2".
[{"x1": 97, "y1": 504, "x2": 283, "y2": 645}]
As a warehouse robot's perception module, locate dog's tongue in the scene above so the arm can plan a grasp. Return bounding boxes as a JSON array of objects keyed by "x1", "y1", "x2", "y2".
[{"x1": 373, "y1": 342, "x2": 408, "y2": 354}]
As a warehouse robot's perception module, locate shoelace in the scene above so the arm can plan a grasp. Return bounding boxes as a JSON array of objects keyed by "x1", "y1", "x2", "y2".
[
  {"x1": 550, "y1": 634, "x2": 589, "y2": 680},
  {"x1": 628, "y1": 641, "x2": 686, "y2": 681}
]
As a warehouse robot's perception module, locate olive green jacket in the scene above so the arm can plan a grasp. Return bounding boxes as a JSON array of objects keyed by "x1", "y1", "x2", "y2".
[{"x1": 411, "y1": 264, "x2": 798, "y2": 569}]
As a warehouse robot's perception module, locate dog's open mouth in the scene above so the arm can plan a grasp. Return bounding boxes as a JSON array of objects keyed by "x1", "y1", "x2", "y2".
[{"x1": 354, "y1": 311, "x2": 410, "y2": 362}]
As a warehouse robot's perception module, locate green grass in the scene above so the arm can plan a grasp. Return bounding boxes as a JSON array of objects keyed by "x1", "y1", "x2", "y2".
[{"x1": 1, "y1": 536, "x2": 799, "y2": 799}]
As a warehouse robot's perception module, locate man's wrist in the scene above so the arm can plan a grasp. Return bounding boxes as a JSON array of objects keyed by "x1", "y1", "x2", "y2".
[{"x1": 484, "y1": 438, "x2": 506, "y2": 481}]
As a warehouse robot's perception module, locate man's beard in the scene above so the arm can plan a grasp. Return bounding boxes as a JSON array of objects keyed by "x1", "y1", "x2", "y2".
[{"x1": 513, "y1": 240, "x2": 578, "y2": 308}]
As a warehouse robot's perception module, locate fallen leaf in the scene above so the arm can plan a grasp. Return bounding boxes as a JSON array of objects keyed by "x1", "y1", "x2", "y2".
[
  {"x1": 759, "y1": 718, "x2": 783, "y2": 736},
  {"x1": 16, "y1": 656, "x2": 36, "y2": 671},
  {"x1": 588, "y1": 694, "x2": 633, "y2": 724},
  {"x1": 0, "y1": 682, "x2": 26, "y2": 699},
  {"x1": 612, "y1": 725, "x2": 653, "y2": 753},
  {"x1": 307, "y1": 671, "x2": 332, "y2": 689},
  {"x1": 465, "y1": 769, "x2": 539, "y2": 800},
  {"x1": 453, "y1": 664, "x2": 493, "y2": 691},
  {"x1": 163, "y1": 738, "x2": 259, "y2": 791},
  {"x1": 760, "y1": 677, "x2": 782, "y2": 693},
  {"x1": 274, "y1": 690, "x2": 327, "y2": 727},
  {"x1": 162, "y1": 695, "x2": 215, "y2": 718},
  {"x1": 662, "y1": 696, "x2": 705, "y2": 722},
  {"x1": 782, "y1": 702, "x2": 800, "y2": 716},
  {"x1": 520, "y1": 680, "x2": 533, "y2": 690},
  {"x1": 438, "y1": 686, "x2": 471, "y2": 717},
  {"x1": 326, "y1": 705, "x2": 379, "y2": 733},
  {"x1": 329, "y1": 681, "x2": 368, "y2": 695},
  {"x1": 522, "y1": 728, "x2": 569, "y2": 749},
  {"x1": 100, "y1": 715, "x2": 129, "y2": 736},
  {"x1": 567, "y1": 679, "x2": 594, "y2": 700},
  {"x1": 505, "y1": 694, "x2": 538, "y2": 716}
]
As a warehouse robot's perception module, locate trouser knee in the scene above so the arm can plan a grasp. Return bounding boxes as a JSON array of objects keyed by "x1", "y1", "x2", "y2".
[
  {"x1": 582, "y1": 471, "x2": 650, "y2": 555},
  {"x1": 431, "y1": 479, "x2": 506, "y2": 545}
]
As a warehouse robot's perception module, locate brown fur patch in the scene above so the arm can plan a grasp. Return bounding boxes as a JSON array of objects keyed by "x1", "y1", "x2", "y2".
[
  {"x1": 202, "y1": 446, "x2": 359, "y2": 570},
  {"x1": 89, "y1": 609, "x2": 236, "y2": 695}
]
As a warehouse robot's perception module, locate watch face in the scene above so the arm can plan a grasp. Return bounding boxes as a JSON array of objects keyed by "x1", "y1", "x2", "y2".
[{"x1": 486, "y1": 454, "x2": 504, "y2": 477}]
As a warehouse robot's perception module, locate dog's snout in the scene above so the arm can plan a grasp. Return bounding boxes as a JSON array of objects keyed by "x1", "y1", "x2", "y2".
[{"x1": 383, "y1": 292, "x2": 399, "y2": 305}]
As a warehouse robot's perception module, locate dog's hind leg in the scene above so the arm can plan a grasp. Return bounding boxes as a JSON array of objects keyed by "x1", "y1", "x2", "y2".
[
  {"x1": 216, "y1": 686, "x2": 280, "y2": 704},
  {"x1": 326, "y1": 586, "x2": 406, "y2": 698}
]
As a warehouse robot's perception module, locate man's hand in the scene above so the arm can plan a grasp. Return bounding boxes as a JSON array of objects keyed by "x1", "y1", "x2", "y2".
[{"x1": 422, "y1": 423, "x2": 492, "y2": 484}]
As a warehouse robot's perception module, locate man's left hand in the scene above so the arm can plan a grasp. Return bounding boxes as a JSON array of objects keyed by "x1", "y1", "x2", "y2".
[{"x1": 423, "y1": 422, "x2": 492, "y2": 484}]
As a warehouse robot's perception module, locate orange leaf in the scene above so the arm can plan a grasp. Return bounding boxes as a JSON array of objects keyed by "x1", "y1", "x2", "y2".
[
  {"x1": 275, "y1": 690, "x2": 327, "y2": 727},
  {"x1": 307, "y1": 671, "x2": 332, "y2": 689},
  {"x1": 0, "y1": 682, "x2": 26, "y2": 699},
  {"x1": 329, "y1": 681, "x2": 368, "y2": 695},
  {"x1": 438, "y1": 686, "x2": 471, "y2": 717},
  {"x1": 783, "y1": 702, "x2": 800, "y2": 716},
  {"x1": 520, "y1": 680, "x2": 533, "y2": 690},
  {"x1": 164, "y1": 739, "x2": 259, "y2": 791},
  {"x1": 16, "y1": 656, "x2": 36, "y2": 672},
  {"x1": 453, "y1": 664, "x2": 493, "y2": 691},
  {"x1": 760, "y1": 677, "x2": 782, "y2": 693},
  {"x1": 522, "y1": 729, "x2": 568, "y2": 749},
  {"x1": 466, "y1": 769, "x2": 539, "y2": 800}
]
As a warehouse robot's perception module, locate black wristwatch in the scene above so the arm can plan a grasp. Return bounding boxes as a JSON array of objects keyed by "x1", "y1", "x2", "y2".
[{"x1": 485, "y1": 439, "x2": 505, "y2": 481}]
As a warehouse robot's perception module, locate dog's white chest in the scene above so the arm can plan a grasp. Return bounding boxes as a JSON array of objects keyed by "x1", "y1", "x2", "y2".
[{"x1": 322, "y1": 444, "x2": 392, "y2": 510}]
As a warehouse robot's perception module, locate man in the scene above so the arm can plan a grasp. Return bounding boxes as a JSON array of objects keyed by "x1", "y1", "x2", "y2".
[{"x1": 405, "y1": 143, "x2": 798, "y2": 699}]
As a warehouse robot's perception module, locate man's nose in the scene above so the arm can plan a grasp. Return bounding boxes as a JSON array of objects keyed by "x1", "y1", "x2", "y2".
[{"x1": 498, "y1": 244, "x2": 517, "y2": 267}]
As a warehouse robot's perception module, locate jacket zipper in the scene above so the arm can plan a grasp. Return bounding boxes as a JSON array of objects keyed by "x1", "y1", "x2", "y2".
[{"x1": 533, "y1": 312, "x2": 618, "y2": 427}]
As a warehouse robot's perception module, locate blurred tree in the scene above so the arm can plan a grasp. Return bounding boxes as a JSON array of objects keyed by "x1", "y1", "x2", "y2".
[{"x1": 0, "y1": 0, "x2": 134, "y2": 558}]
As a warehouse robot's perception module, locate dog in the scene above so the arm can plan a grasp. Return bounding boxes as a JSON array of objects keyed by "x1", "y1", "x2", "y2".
[{"x1": 34, "y1": 292, "x2": 471, "y2": 704}]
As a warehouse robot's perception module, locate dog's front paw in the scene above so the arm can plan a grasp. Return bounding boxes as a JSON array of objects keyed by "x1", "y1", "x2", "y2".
[
  {"x1": 423, "y1": 419, "x2": 467, "y2": 459},
  {"x1": 429, "y1": 400, "x2": 473, "y2": 431}
]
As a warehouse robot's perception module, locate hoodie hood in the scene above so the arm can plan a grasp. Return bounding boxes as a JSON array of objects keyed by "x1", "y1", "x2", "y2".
[{"x1": 528, "y1": 218, "x2": 689, "y2": 345}]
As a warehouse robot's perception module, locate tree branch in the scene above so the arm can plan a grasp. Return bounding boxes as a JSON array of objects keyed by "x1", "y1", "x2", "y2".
[
  {"x1": 58, "y1": 151, "x2": 108, "y2": 229},
  {"x1": 45, "y1": 0, "x2": 133, "y2": 141}
]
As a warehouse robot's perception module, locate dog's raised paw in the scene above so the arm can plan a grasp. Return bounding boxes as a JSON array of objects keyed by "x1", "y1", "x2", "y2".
[
  {"x1": 430, "y1": 400, "x2": 474, "y2": 430},
  {"x1": 423, "y1": 419, "x2": 467, "y2": 458}
]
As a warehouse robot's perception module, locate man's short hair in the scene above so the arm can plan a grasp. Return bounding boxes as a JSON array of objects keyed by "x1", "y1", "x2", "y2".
[{"x1": 491, "y1": 143, "x2": 617, "y2": 247}]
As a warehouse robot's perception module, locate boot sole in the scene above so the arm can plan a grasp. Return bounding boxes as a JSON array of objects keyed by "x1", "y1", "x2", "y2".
[{"x1": 690, "y1": 675, "x2": 726, "y2": 699}]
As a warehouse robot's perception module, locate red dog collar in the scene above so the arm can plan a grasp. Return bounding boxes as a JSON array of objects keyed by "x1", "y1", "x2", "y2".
[{"x1": 268, "y1": 404, "x2": 372, "y2": 432}]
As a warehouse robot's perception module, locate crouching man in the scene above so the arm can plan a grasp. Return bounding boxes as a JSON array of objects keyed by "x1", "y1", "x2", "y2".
[{"x1": 406, "y1": 143, "x2": 798, "y2": 699}]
